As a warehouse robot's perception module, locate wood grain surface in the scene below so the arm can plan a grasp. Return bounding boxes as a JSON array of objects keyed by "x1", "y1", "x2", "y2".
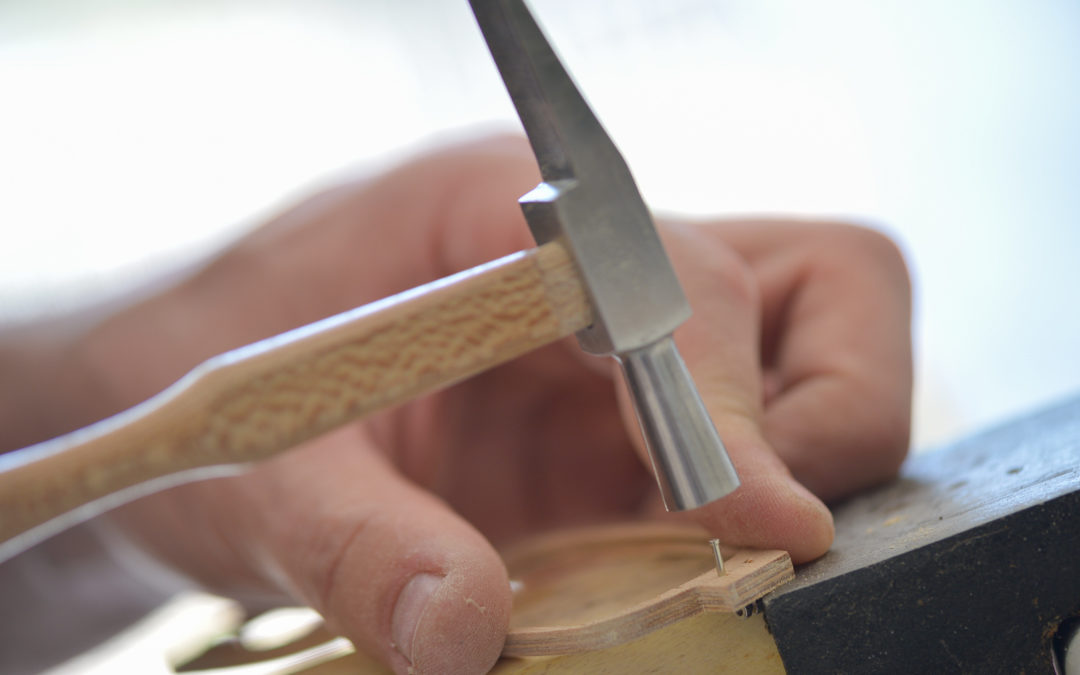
[
  {"x1": 500, "y1": 523, "x2": 792, "y2": 656},
  {"x1": 0, "y1": 241, "x2": 590, "y2": 558}
]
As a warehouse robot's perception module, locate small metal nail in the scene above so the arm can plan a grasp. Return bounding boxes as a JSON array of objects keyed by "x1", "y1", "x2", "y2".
[{"x1": 709, "y1": 538, "x2": 725, "y2": 576}]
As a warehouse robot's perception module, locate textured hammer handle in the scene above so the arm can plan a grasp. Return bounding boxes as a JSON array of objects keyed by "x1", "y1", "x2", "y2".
[{"x1": 0, "y1": 242, "x2": 590, "y2": 557}]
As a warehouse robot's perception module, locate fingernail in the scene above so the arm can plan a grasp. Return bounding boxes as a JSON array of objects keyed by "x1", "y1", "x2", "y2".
[{"x1": 392, "y1": 573, "x2": 443, "y2": 664}]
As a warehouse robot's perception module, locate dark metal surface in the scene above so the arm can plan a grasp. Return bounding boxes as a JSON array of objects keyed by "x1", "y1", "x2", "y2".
[{"x1": 763, "y1": 394, "x2": 1080, "y2": 673}]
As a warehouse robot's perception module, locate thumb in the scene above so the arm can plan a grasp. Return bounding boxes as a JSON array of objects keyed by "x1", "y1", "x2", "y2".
[
  {"x1": 220, "y1": 426, "x2": 511, "y2": 675},
  {"x1": 634, "y1": 222, "x2": 834, "y2": 563}
]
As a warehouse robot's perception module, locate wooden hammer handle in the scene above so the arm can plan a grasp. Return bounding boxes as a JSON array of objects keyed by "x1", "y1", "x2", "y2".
[{"x1": 0, "y1": 241, "x2": 590, "y2": 555}]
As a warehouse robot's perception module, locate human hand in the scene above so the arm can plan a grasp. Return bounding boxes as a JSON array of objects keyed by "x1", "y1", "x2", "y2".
[{"x1": 83, "y1": 134, "x2": 911, "y2": 674}]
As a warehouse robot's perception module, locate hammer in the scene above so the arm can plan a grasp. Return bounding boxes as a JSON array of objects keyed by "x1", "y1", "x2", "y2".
[{"x1": 0, "y1": 0, "x2": 738, "y2": 561}]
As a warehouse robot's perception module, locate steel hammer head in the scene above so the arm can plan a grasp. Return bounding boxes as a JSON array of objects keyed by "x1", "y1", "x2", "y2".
[{"x1": 470, "y1": 0, "x2": 740, "y2": 510}]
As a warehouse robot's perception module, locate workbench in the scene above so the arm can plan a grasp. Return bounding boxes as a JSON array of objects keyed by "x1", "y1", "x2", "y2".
[{"x1": 765, "y1": 393, "x2": 1080, "y2": 672}]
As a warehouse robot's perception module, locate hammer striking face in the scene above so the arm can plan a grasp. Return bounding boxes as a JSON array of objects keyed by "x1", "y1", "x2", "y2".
[{"x1": 469, "y1": 0, "x2": 740, "y2": 510}]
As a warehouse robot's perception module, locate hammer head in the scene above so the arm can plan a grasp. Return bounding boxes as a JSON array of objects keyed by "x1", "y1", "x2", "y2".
[
  {"x1": 470, "y1": 0, "x2": 688, "y2": 355},
  {"x1": 520, "y1": 169, "x2": 690, "y2": 357},
  {"x1": 471, "y1": 0, "x2": 740, "y2": 510}
]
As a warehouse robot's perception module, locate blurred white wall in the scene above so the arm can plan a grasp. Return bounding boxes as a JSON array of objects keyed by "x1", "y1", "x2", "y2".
[{"x1": 2, "y1": 0, "x2": 1078, "y2": 449}]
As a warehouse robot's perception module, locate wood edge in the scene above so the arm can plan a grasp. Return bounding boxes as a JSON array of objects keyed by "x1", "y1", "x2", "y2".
[
  {"x1": 692, "y1": 549, "x2": 794, "y2": 610},
  {"x1": 503, "y1": 544, "x2": 793, "y2": 657},
  {"x1": 503, "y1": 584, "x2": 705, "y2": 657}
]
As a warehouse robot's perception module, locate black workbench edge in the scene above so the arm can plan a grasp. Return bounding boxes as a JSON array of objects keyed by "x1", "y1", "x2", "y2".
[{"x1": 763, "y1": 394, "x2": 1080, "y2": 673}]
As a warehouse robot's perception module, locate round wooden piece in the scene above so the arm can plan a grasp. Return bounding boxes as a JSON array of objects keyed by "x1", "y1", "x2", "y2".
[{"x1": 501, "y1": 523, "x2": 793, "y2": 657}]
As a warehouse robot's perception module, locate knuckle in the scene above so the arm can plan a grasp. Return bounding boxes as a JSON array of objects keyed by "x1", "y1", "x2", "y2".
[
  {"x1": 426, "y1": 132, "x2": 536, "y2": 192},
  {"x1": 714, "y1": 247, "x2": 760, "y2": 308},
  {"x1": 429, "y1": 137, "x2": 539, "y2": 272},
  {"x1": 819, "y1": 222, "x2": 912, "y2": 290},
  {"x1": 314, "y1": 515, "x2": 378, "y2": 616},
  {"x1": 274, "y1": 503, "x2": 379, "y2": 617},
  {"x1": 665, "y1": 222, "x2": 760, "y2": 310}
]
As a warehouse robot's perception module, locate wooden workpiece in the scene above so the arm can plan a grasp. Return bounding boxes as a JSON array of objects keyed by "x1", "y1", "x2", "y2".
[
  {"x1": 0, "y1": 241, "x2": 590, "y2": 556},
  {"x1": 499, "y1": 523, "x2": 792, "y2": 657}
]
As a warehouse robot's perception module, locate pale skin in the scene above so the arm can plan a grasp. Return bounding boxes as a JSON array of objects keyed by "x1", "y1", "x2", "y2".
[{"x1": 0, "y1": 134, "x2": 912, "y2": 674}]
